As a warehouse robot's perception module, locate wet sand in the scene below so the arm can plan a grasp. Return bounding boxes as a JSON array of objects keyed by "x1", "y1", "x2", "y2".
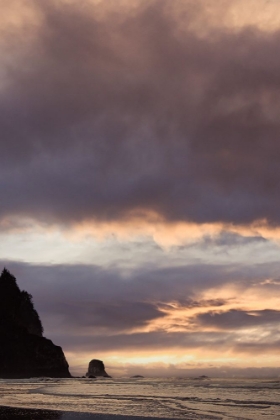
[{"x1": 0, "y1": 407, "x2": 174, "y2": 420}]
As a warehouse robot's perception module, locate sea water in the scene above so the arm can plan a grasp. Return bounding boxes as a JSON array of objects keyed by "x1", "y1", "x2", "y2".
[{"x1": 0, "y1": 377, "x2": 279, "y2": 419}]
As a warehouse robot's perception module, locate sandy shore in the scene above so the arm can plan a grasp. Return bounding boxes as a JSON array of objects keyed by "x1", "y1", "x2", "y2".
[{"x1": 0, "y1": 406, "x2": 174, "y2": 420}]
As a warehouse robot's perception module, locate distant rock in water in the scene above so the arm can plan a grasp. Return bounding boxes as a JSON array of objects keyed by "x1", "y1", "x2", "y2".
[
  {"x1": 86, "y1": 359, "x2": 111, "y2": 377},
  {"x1": 130, "y1": 375, "x2": 144, "y2": 378},
  {"x1": 0, "y1": 268, "x2": 71, "y2": 378}
]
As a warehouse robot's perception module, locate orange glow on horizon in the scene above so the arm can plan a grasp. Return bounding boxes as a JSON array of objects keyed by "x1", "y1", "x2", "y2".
[{"x1": 4, "y1": 212, "x2": 280, "y2": 248}]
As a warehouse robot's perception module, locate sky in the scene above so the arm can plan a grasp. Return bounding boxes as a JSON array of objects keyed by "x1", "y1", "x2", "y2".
[{"x1": 1, "y1": 0, "x2": 280, "y2": 377}]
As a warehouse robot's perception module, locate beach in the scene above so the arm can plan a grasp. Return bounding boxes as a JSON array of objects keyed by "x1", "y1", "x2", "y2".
[{"x1": 0, "y1": 377, "x2": 279, "y2": 420}]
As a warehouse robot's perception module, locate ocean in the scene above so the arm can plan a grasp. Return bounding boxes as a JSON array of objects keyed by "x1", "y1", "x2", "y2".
[{"x1": 0, "y1": 377, "x2": 279, "y2": 419}]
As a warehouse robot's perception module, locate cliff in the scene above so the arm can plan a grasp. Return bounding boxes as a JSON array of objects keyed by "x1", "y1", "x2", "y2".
[{"x1": 0, "y1": 268, "x2": 71, "y2": 378}]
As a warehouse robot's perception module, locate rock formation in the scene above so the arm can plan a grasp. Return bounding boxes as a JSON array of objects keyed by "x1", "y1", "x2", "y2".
[
  {"x1": 86, "y1": 359, "x2": 110, "y2": 377},
  {"x1": 0, "y1": 268, "x2": 71, "y2": 378}
]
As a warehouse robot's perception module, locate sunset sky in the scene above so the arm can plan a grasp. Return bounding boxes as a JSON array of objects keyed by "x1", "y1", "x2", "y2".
[{"x1": 1, "y1": 0, "x2": 280, "y2": 377}]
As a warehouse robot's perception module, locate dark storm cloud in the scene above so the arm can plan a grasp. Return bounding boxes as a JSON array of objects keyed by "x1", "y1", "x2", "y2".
[
  {"x1": 195, "y1": 309, "x2": 280, "y2": 330},
  {"x1": 48, "y1": 300, "x2": 165, "y2": 332},
  {"x1": 1, "y1": 0, "x2": 280, "y2": 225}
]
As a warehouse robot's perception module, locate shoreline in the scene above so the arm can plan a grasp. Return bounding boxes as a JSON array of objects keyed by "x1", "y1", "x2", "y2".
[{"x1": 0, "y1": 406, "x2": 175, "y2": 420}]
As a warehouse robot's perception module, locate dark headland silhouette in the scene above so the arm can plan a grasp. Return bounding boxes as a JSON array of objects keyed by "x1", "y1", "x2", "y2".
[{"x1": 0, "y1": 268, "x2": 71, "y2": 378}]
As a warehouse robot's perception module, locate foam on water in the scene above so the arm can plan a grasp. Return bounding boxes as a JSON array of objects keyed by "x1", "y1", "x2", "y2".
[{"x1": 0, "y1": 377, "x2": 279, "y2": 419}]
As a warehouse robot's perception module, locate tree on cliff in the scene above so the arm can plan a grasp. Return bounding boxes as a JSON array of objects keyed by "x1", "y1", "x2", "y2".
[
  {"x1": 0, "y1": 268, "x2": 70, "y2": 378},
  {"x1": 0, "y1": 268, "x2": 43, "y2": 336}
]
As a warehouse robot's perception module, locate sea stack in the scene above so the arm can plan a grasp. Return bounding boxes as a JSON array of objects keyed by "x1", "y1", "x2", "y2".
[
  {"x1": 0, "y1": 268, "x2": 71, "y2": 378},
  {"x1": 86, "y1": 359, "x2": 110, "y2": 377}
]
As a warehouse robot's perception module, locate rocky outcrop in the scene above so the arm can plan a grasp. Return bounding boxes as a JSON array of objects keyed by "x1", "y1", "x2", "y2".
[
  {"x1": 0, "y1": 268, "x2": 71, "y2": 378},
  {"x1": 86, "y1": 359, "x2": 110, "y2": 377}
]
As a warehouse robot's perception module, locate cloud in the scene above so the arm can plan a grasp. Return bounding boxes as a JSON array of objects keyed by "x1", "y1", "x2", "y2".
[
  {"x1": 4, "y1": 260, "x2": 248, "y2": 317},
  {"x1": 1, "y1": 259, "x2": 279, "y2": 355},
  {"x1": 1, "y1": 0, "x2": 280, "y2": 227},
  {"x1": 195, "y1": 309, "x2": 280, "y2": 330},
  {"x1": 2, "y1": 258, "x2": 280, "y2": 375},
  {"x1": 55, "y1": 330, "x2": 232, "y2": 353},
  {"x1": 199, "y1": 232, "x2": 267, "y2": 248},
  {"x1": 50, "y1": 327, "x2": 280, "y2": 357},
  {"x1": 51, "y1": 300, "x2": 166, "y2": 332}
]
